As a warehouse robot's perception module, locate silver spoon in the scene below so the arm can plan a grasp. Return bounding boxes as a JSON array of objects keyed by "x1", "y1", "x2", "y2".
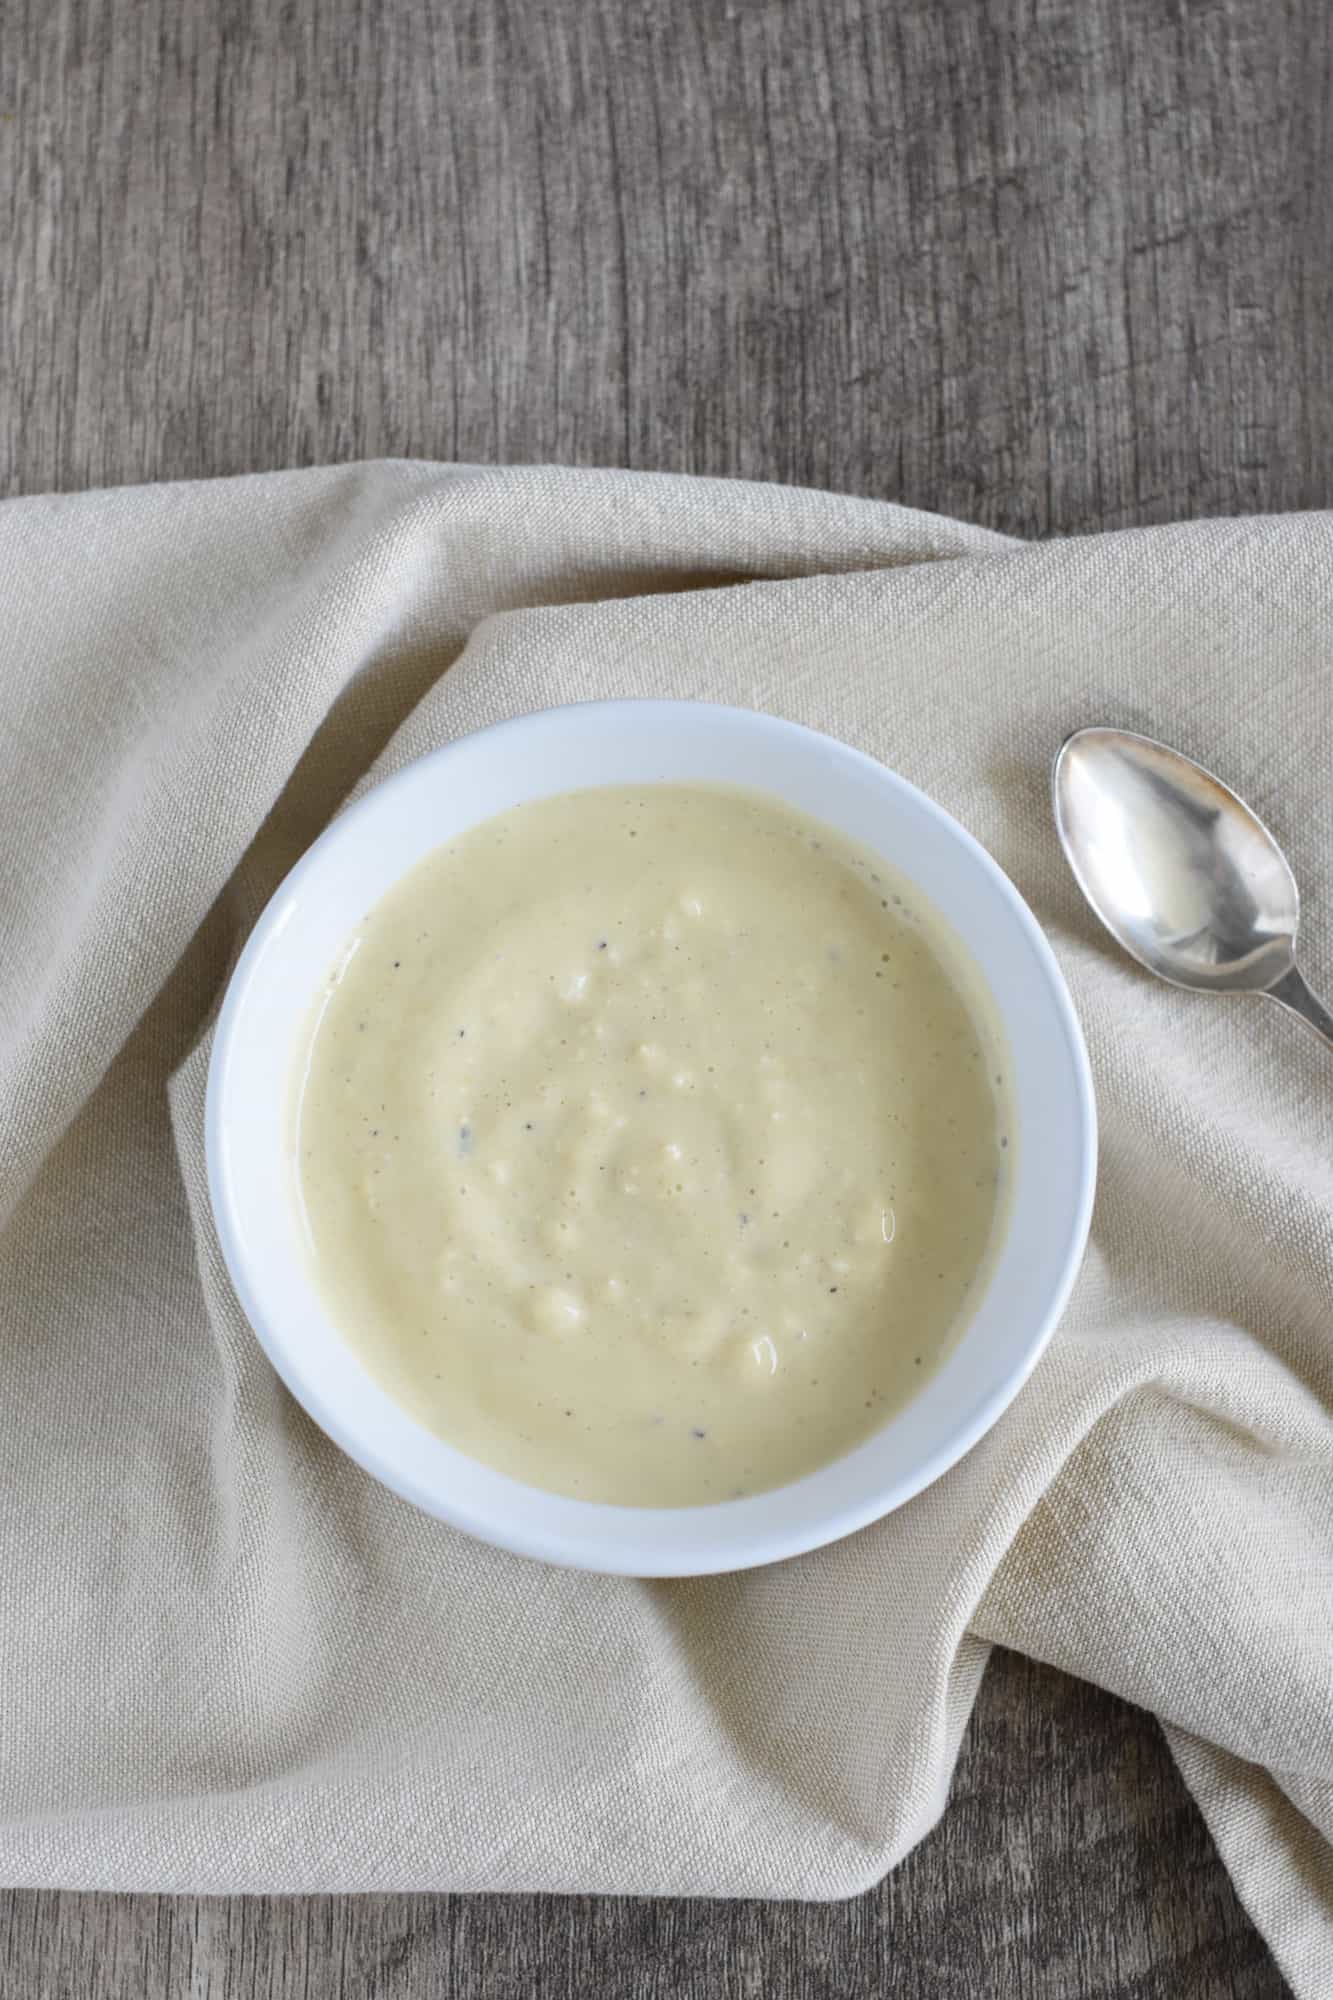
[{"x1": 1052, "y1": 726, "x2": 1333, "y2": 1052}]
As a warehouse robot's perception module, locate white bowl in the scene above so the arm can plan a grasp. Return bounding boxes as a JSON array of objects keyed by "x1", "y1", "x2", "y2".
[{"x1": 207, "y1": 702, "x2": 1095, "y2": 1575}]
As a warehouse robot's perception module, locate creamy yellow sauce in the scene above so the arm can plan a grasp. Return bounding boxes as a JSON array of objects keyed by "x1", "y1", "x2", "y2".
[{"x1": 294, "y1": 785, "x2": 1011, "y2": 1506}]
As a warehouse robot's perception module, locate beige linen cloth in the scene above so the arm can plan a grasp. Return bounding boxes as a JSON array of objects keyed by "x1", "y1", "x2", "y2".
[{"x1": 1, "y1": 463, "x2": 1330, "y2": 1990}]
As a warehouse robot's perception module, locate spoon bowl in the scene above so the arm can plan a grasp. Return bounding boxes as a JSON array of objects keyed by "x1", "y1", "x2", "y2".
[{"x1": 1053, "y1": 727, "x2": 1333, "y2": 1048}]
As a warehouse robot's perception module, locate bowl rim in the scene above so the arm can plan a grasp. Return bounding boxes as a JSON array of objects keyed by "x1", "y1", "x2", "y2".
[{"x1": 206, "y1": 699, "x2": 1097, "y2": 1575}]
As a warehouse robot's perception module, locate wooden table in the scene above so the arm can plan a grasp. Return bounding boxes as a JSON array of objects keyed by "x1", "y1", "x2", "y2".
[{"x1": 5, "y1": 0, "x2": 1326, "y2": 1991}]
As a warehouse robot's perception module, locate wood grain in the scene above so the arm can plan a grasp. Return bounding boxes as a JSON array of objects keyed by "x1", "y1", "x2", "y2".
[{"x1": 4, "y1": 0, "x2": 1328, "y2": 1991}]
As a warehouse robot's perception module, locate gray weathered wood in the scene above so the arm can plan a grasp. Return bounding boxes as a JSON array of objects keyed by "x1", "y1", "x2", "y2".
[{"x1": 5, "y1": 0, "x2": 1327, "y2": 1990}]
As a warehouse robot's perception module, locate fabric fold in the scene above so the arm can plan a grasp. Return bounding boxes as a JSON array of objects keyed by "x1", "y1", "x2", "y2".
[{"x1": 0, "y1": 463, "x2": 1328, "y2": 1994}]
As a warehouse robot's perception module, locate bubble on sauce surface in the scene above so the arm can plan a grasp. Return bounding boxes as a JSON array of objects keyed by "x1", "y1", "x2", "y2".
[
  {"x1": 529, "y1": 1286, "x2": 587, "y2": 1337},
  {"x1": 744, "y1": 1333, "x2": 780, "y2": 1379}
]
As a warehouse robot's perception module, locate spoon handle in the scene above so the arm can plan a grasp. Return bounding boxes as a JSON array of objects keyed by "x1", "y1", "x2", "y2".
[{"x1": 1265, "y1": 966, "x2": 1333, "y2": 1052}]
